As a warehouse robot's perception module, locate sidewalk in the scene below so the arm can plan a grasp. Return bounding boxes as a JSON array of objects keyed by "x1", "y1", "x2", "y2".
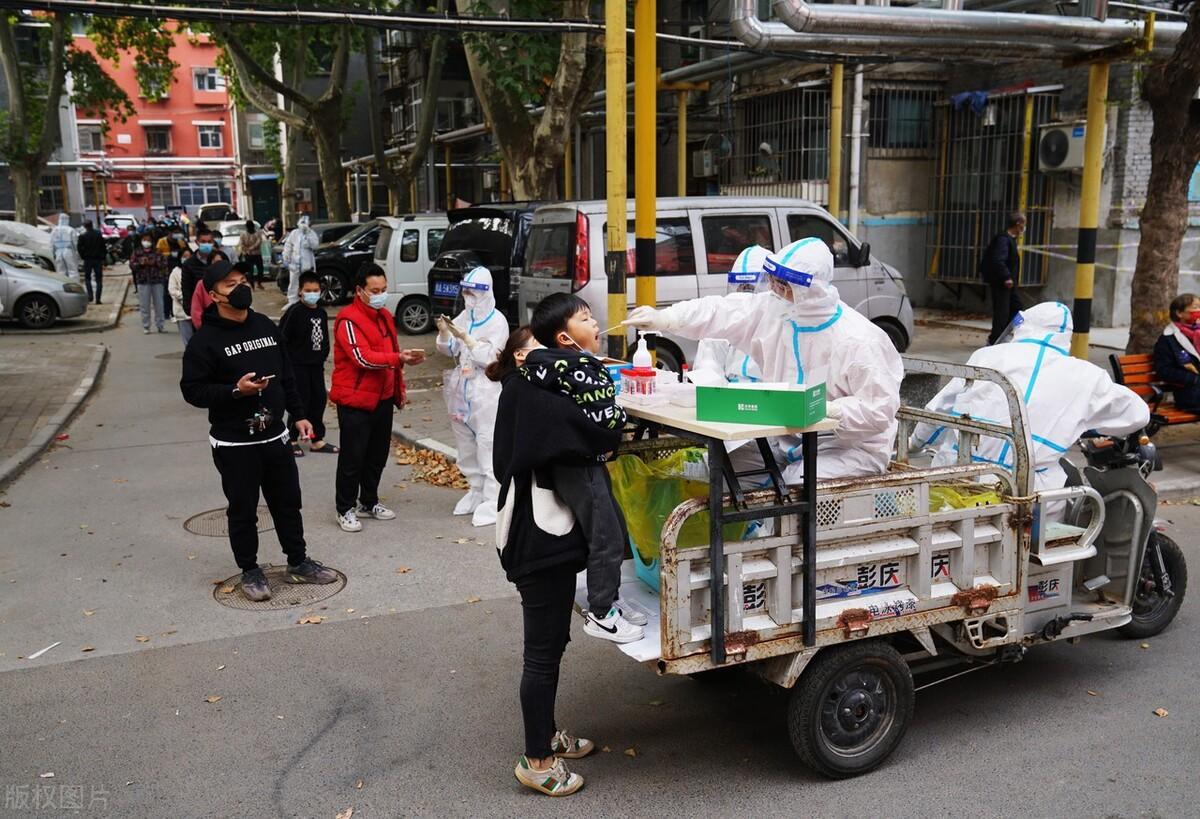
[{"x1": 0, "y1": 267, "x2": 131, "y2": 336}]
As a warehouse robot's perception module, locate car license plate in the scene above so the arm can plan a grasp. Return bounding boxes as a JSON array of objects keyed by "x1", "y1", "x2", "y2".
[{"x1": 434, "y1": 281, "x2": 460, "y2": 298}]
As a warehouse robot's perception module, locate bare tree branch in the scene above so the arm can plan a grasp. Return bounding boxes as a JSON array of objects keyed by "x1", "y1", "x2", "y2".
[
  {"x1": 317, "y1": 25, "x2": 351, "y2": 106},
  {"x1": 217, "y1": 25, "x2": 314, "y2": 113}
]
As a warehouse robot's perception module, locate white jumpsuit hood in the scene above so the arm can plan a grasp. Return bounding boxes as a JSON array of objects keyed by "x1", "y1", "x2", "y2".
[
  {"x1": 659, "y1": 237, "x2": 904, "y2": 480},
  {"x1": 437, "y1": 266, "x2": 509, "y2": 526},
  {"x1": 911, "y1": 301, "x2": 1150, "y2": 510}
]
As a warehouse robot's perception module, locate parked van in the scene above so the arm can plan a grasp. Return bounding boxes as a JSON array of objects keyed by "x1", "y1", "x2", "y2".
[
  {"x1": 374, "y1": 214, "x2": 449, "y2": 334},
  {"x1": 520, "y1": 197, "x2": 914, "y2": 371}
]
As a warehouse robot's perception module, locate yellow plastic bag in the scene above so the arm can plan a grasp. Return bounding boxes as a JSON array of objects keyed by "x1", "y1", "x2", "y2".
[
  {"x1": 929, "y1": 484, "x2": 1003, "y2": 512},
  {"x1": 608, "y1": 450, "x2": 748, "y2": 561}
]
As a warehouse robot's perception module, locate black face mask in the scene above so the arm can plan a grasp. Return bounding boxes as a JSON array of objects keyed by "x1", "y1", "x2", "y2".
[{"x1": 227, "y1": 284, "x2": 253, "y2": 310}]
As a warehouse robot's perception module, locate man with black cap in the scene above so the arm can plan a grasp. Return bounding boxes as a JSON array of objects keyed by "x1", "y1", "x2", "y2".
[{"x1": 181, "y1": 260, "x2": 338, "y2": 602}]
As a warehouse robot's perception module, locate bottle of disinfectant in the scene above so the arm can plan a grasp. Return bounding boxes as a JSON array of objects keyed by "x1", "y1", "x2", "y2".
[{"x1": 620, "y1": 333, "x2": 659, "y2": 399}]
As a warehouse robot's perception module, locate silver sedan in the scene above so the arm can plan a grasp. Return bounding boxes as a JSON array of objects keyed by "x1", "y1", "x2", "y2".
[{"x1": 0, "y1": 252, "x2": 89, "y2": 329}]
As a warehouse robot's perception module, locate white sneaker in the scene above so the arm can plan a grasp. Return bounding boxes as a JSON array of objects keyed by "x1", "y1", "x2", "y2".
[
  {"x1": 583, "y1": 607, "x2": 644, "y2": 644},
  {"x1": 336, "y1": 509, "x2": 362, "y2": 532},
  {"x1": 617, "y1": 602, "x2": 649, "y2": 626},
  {"x1": 453, "y1": 492, "x2": 481, "y2": 516},
  {"x1": 357, "y1": 503, "x2": 396, "y2": 520}
]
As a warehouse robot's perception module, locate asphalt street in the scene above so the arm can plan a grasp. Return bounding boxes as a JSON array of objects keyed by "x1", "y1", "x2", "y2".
[{"x1": 0, "y1": 310, "x2": 1197, "y2": 818}]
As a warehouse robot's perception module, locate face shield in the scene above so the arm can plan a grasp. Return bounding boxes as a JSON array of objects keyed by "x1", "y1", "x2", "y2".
[
  {"x1": 456, "y1": 266, "x2": 496, "y2": 320},
  {"x1": 995, "y1": 301, "x2": 1073, "y2": 346},
  {"x1": 762, "y1": 238, "x2": 836, "y2": 305},
  {"x1": 727, "y1": 245, "x2": 771, "y2": 296}
]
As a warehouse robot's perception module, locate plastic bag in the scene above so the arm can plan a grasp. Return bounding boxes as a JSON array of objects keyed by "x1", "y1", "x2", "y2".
[
  {"x1": 929, "y1": 484, "x2": 1003, "y2": 512},
  {"x1": 442, "y1": 367, "x2": 471, "y2": 423},
  {"x1": 608, "y1": 449, "x2": 747, "y2": 561}
]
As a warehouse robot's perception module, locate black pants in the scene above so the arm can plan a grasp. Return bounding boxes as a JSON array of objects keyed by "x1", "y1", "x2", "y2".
[
  {"x1": 516, "y1": 563, "x2": 578, "y2": 759},
  {"x1": 289, "y1": 363, "x2": 328, "y2": 443},
  {"x1": 244, "y1": 254, "x2": 264, "y2": 284},
  {"x1": 335, "y1": 401, "x2": 393, "y2": 514},
  {"x1": 988, "y1": 282, "x2": 1022, "y2": 345},
  {"x1": 82, "y1": 259, "x2": 103, "y2": 302},
  {"x1": 211, "y1": 437, "x2": 308, "y2": 571}
]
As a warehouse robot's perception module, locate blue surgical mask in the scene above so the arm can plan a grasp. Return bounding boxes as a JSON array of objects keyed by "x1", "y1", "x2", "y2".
[
  {"x1": 302, "y1": 292, "x2": 322, "y2": 306},
  {"x1": 367, "y1": 293, "x2": 388, "y2": 310},
  {"x1": 198, "y1": 243, "x2": 213, "y2": 254}
]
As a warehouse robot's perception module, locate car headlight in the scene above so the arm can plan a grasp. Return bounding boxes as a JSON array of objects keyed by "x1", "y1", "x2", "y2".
[{"x1": 64, "y1": 282, "x2": 85, "y2": 294}]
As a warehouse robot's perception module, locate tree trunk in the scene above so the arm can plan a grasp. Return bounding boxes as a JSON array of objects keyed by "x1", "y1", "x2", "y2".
[
  {"x1": 281, "y1": 122, "x2": 300, "y2": 228},
  {"x1": 9, "y1": 164, "x2": 40, "y2": 224},
  {"x1": 311, "y1": 112, "x2": 349, "y2": 222}
]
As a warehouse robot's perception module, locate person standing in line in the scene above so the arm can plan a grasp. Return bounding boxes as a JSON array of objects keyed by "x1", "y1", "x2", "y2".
[
  {"x1": 329, "y1": 263, "x2": 425, "y2": 533},
  {"x1": 279, "y1": 272, "x2": 339, "y2": 457},
  {"x1": 981, "y1": 212, "x2": 1026, "y2": 345},
  {"x1": 76, "y1": 220, "x2": 106, "y2": 305},
  {"x1": 237, "y1": 221, "x2": 266, "y2": 290},
  {"x1": 168, "y1": 248, "x2": 195, "y2": 346},
  {"x1": 281, "y1": 215, "x2": 319, "y2": 306},
  {"x1": 49, "y1": 213, "x2": 78, "y2": 278},
  {"x1": 156, "y1": 226, "x2": 188, "y2": 319},
  {"x1": 182, "y1": 228, "x2": 227, "y2": 329},
  {"x1": 180, "y1": 260, "x2": 339, "y2": 602},
  {"x1": 130, "y1": 234, "x2": 169, "y2": 334}
]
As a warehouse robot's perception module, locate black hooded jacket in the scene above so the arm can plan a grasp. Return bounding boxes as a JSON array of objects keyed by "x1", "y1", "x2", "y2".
[{"x1": 180, "y1": 306, "x2": 305, "y2": 443}]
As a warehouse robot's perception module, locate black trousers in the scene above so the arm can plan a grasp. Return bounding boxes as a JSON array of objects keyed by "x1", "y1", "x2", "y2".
[
  {"x1": 82, "y1": 259, "x2": 103, "y2": 302},
  {"x1": 988, "y1": 282, "x2": 1022, "y2": 345},
  {"x1": 289, "y1": 363, "x2": 328, "y2": 442},
  {"x1": 515, "y1": 563, "x2": 578, "y2": 759},
  {"x1": 211, "y1": 437, "x2": 308, "y2": 572},
  {"x1": 244, "y1": 254, "x2": 264, "y2": 284},
  {"x1": 335, "y1": 401, "x2": 393, "y2": 514}
]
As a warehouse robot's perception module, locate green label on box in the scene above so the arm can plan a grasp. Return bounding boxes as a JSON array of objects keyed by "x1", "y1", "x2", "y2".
[{"x1": 695, "y1": 382, "x2": 827, "y2": 426}]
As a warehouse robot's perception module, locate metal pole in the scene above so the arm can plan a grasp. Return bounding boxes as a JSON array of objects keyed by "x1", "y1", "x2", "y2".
[
  {"x1": 1070, "y1": 61, "x2": 1108, "y2": 359},
  {"x1": 564, "y1": 129, "x2": 574, "y2": 200},
  {"x1": 444, "y1": 144, "x2": 453, "y2": 211},
  {"x1": 677, "y1": 90, "x2": 688, "y2": 198},
  {"x1": 829, "y1": 63, "x2": 844, "y2": 222},
  {"x1": 366, "y1": 166, "x2": 374, "y2": 214},
  {"x1": 634, "y1": 0, "x2": 657, "y2": 324},
  {"x1": 1016, "y1": 93, "x2": 1034, "y2": 276},
  {"x1": 606, "y1": 0, "x2": 629, "y2": 361}
]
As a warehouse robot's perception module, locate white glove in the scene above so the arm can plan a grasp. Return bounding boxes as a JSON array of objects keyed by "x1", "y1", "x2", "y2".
[
  {"x1": 825, "y1": 400, "x2": 844, "y2": 424},
  {"x1": 623, "y1": 305, "x2": 668, "y2": 331}
]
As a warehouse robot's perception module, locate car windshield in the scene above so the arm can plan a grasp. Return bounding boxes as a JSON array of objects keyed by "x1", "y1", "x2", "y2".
[{"x1": 332, "y1": 222, "x2": 376, "y2": 246}]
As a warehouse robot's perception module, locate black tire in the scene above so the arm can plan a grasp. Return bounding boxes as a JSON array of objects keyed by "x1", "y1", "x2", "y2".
[
  {"x1": 788, "y1": 640, "x2": 914, "y2": 779},
  {"x1": 318, "y1": 269, "x2": 349, "y2": 305},
  {"x1": 397, "y1": 296, "x2": 433, "y2": 335},
  {"x1": 874, "y1": 319, "x2": 909, "y2": 353},
  {"x1": 653, "y1": 342, "x2": 683, "y2": 374},
  {"x1": 15, "y1": 293, "x2": 59, "y2": 330},
  {"x1": 1119, "y1": 532, "x2": 1188, "y2": 639}
]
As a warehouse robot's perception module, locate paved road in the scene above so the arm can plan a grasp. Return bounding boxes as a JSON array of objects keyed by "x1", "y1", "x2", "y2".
[{"x1": 0, "y1": 310, "x2": 1197, "y2": 817}]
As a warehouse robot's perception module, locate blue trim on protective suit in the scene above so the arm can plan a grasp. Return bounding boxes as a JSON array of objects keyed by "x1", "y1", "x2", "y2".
[
  {"x1": 788, "y1": 304, "x2": 844, "y2": 385},
  {"x1": 741, "y1": 355, "x2": 760, "y2": 383}
]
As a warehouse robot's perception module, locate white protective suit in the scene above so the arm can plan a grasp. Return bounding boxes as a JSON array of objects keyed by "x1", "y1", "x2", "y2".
[
  {"x1": 436, "y1": 266, "x2": 510, "y2": 526},
  {"x1": 282, "y1": 215, "x2": 319, "y2": 305},
  {"x1": 628, "y1": 238, "x2": 904, "y2": 481},
  {"x1": 49, "y1": 213, "x2": 78, "y2": 277},
  {"x1": 910, "y1": 301, "x2": 1150, "y2": 513},
  {"x1": 693, "y1": 245, "x2": 770, "y2": 386}
]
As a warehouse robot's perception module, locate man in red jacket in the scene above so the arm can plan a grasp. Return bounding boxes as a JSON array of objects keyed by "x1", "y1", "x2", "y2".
[{"x1": 330, "y1": 263, "x2": 426, "y2": 532}]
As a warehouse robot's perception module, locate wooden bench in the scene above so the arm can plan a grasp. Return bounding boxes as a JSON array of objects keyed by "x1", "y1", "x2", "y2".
[{"x1": 1110, "y1": 353, "x2": 1200, "y2": 434}]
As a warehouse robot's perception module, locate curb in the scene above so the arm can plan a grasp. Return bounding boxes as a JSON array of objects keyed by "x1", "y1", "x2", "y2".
[
  {"x1": 913, "y1": 318, "x2": 1124, "y2": 353},
  {"x1": 0, "y1": 343, "x2": 109, "y2": 490},
  {"x1": 391, "y1": 422, "x2": 458, "y2": 463},
  {"x1": 1153, "y1": 478, "x2": 1200, "y2": 502}
]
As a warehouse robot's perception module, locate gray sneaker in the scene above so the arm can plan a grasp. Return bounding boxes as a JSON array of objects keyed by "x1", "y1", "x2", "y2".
[
  {"x1": 286, "y1": 558, "x2": 338, "y2": 585},
  {"x1": 240, "y1": 568, "x2": 271, "y2": 602}
]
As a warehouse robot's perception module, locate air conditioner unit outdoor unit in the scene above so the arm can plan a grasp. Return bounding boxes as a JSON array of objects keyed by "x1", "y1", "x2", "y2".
[
  {"x1": 126, "y1": 182, "x2": 145, "y2": 194},
  {"x1": 692, "y1": 149, "x2": 716, "y2": 178},
  {"x1": 1038, "y1": 122, "x2": 1087, "y2": 172},
  {"x1": 296, "y1": 187, "x2": 312, "y2": 202}
]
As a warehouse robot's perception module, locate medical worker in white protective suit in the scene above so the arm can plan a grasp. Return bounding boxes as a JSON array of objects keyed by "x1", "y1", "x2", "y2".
[
  {"x1": 691, "y1": 245, "x2": 769, "y2": 386},
  {"x1": 281, "y1": 215, "x2": 319, "y2": 306},
  {"x1": 626, "y1": 237, "x2": 904, "y2": 481},
  {"x1": 910, "y1": 301, "x2": 1149, "y2": 518},
  {"x1": 436, "y1": 266, "x2": 509, "y2": 526},
  {"x1": 49, "y1": 213, "x2": 78, "y2": 277}
]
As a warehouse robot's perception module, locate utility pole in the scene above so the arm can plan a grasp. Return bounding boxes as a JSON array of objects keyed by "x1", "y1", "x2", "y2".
[
  {"x1": 606, "y1": 0, "x2": 628, "y2": 360},
  {"x1": 634, "y1": 0, "x2": 656, "y2": 331}
]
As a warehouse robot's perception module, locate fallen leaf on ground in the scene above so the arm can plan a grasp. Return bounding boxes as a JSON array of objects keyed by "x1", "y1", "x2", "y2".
[
  {"x1": 112, "y1": 478, "x2": 127, "y2": 484},
  {"x1": 160, "y1": 630, "x2": 177, "y2": 637},
  {"x1": 345, "y1": 608, "x2": 355, "y2": 613},
  {"x1": 220, "y1": 585, "x2": 236, "y2": 595},
  {"x1": 275, "y1": 715, "x2": 285, "y2": 720},
  {"x1": 1153, "y1": 707, "x2": 1169, "y2": 717},
  {"x1": 624, "y1": 747, "x2": 638, "y2": 758},
  {"x1": 38, "y1": 772, "x2": 54, "y2": 779},
  {"x1": 454, "y1": 538, "x2": 469, "y2": 544},
  {"x1": 601, "y1": 746, "x2": 611, "y2": 753},
  {"x1": 134, "y1": 635, "x2": 150, "y2": 643},
  {"x1": 395, "y1": 567, "x2": 412, "y2": 574},
  {"x1": 297, "y1": 615, "x2": 324, "y2": 625},
  {"x1": 355, "y1": 779, "x2": 364, "y2": 789},
  {"x1": 1087, "y1": 690, "x2": 1099, "y2": 697},
  {"x1": 335, "y1": 809, "x2": 354, "y2": 819},
  {"x1": 204, "y1": 695, "x2": 222, "y2": 704},
  {"x1": 81, "y1": 646, "x2": 95, "y2": 652},
  {"x1": 649, "y1": 700, "x2": 664, "y2": 707},
  {"x1": 83, "y1": 610, "x2": 95, "y2": 616},
  {"x1": 211, "y1": 579, "x2": 225, "y2": 586},
  {"x1": 216, "y1": 665, "x2": 226, "y2": 671},
  {"x1": 1141, "y1": 643, "x2": 1151, "y2": 649},
  {"x1": 187, "y1": 555, "x2": 197, "y2": 561},
  {"x1": 0, "y1": 501, "x2": 10, "y2": 508},
  {"x1": 466, "y1": 596, "x2": 482, "y2": 604},
  {"x1": 393, "y1": 444, "x2": 468, "y2": 490}
]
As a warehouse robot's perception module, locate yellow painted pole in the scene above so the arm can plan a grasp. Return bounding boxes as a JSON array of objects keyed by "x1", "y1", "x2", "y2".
[
  {"x1": 444, "y1": 144, "x2": 453, "y2": 211},
  {"x1": 677, "y1": 90, "x2": 688, "y2": 198},
  {"x1": 564, "y1": 130, "x2": 574, "y2": 200},
  {"x1": 1070, "y1": 61, "x2": 1109, "y2": 359},
  {"x1": 1015, "y1": 94, "x2": 1035, "y2": 271},
  {"x1": 929, "y1": 111, "x2": 949, "y2": 280},
  {"x1": 828, "y1": 63, "x2": 844, "y2": 222},
  {"x1": 388, "y1": 181, "x2": 396, "y2": 215},
  {"x1": 634, "y1": 0, "x2": 656, "y2": 317},
  {"x1": 409, "y1": 178, "x2": 417, "y2": 211},
  {"x1": 606, "y1": 0, "x2": 629, "y2": 361}
]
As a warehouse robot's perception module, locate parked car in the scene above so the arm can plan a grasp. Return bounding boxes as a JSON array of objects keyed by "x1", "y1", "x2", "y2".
[
  {"x1": 0, "y1": 219, "x2": 54, "y2": 266},
  {"x1": 102, "y1": 213, "x2": 137, "y2": 234},
  {"x1": 0, "y1": 252, "x2": 89, "y2": 329},
  {"x1": 373, "y1": 214, "x2": 449, "y2": 334},
  {"x1": 427, "y1": 202, "x2": 543, "y2": 325},
  {"x1": 274, "y1": 221, "x2": 363, "y2": 299},
  {"x1": 215, "y1": 219, "x2": 261, "y2": 263},
  {"x1": 0, "y1": 242, "x2": 53, "y2": 272},
  {"x1": 197, "y1": 203, "x2": 236, "y2": 223},
  {"x1": 519, "y1": 196, "x2": 915, "y2": 371}
]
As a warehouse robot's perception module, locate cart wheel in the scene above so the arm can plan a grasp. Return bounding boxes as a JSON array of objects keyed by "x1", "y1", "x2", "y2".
[
  {"x1": 788, "y1": 640, "x2": 913, "y2": 779},
  {"x1": 1119, "y1": 532, "x2": 1187, "y2": 639}
]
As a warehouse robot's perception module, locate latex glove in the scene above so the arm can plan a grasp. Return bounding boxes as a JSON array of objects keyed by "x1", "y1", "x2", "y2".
[
  {"x1": 446, "y1": 322, "x2": 468, "y2": 342},
  {"x1": 435, "y1": 315, "x2": 452, "y2": 340},
  {"x1": 825, "y1": 400, "x2": 844, "y2": 424},
  {"x1": 623, "y1": 305, "x2": 667, "y2": 331}
]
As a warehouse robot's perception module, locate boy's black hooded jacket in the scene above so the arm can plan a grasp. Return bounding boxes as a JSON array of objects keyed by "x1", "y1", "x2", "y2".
[
  {"x1": 493, "y1": 348, "x2": 623, "y2": 581},
  {"x1": 181, "y1": 305, "x2": 305, "y2": 443}
]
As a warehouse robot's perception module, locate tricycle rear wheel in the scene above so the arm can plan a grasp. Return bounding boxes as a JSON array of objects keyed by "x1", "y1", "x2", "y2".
[
  {"x1": 1119, "y1": 532, "x2": 1187, "y2": 639},
  {"x1": 788, "y1": 640, "x2": 913, "y2": 779}
]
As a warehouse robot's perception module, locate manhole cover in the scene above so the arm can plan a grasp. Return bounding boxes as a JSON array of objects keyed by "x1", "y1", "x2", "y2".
[
  {"x1": 184, "y1": 506, "x2": 275, "y2": 537},
  {"x1": 213, "y1": 564, "x2": 347, "y2": 610},
  {"x1": 154, "y1": 351, "x2": 184, "y2": 360}
]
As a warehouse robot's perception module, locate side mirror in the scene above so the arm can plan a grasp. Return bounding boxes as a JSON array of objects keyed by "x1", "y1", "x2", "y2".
[{"x1": 857, "y1": 242, "x2": 871, "y2": 267}]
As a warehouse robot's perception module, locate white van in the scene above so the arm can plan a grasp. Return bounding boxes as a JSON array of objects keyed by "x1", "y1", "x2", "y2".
[
  {"x1": 374, "y1": 214, "x2": 449, "y2": 334},
  {"x1": 520, "y1": 197, "x2": 914, "y2": 371}
]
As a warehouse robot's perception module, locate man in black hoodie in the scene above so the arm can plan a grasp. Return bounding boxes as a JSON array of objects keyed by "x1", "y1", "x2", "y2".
[{"x1": 180, "y1": 260, "x2": 338, "y2": 602}]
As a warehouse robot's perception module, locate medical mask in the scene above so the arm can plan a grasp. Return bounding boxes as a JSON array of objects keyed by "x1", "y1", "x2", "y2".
[
  {"x1": 301, "y1": 292, "x2": 322, "y2": 306},
  {"x1": 367, "y1": 293, "x2": 388, "y2": 310},
  {"x1": 198, "y1": 242, "x2": 213, "y2": 255},
  {"x1": 226, "y1": 284, "x2": 253, "y2": 310},
  {"x1": 172, "y1": 233, "x2": 183, "y2": 241},
  {"x1": 141, "y1": 241, "x2": 152, "y2": 249}
]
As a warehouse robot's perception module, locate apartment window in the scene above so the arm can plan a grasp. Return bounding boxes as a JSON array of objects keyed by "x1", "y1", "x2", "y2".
[
  {"x1": 197, "y1": 125, "x2": 223, "y2": 149},
  {"x1": 177, "y1": 182, "x2": 232, "y2": 207},
  {"x1": 77, "y1": 124, "x2": 103, "y2": 153},
  {"x1": 193, "y1": 67, "x2": 224, "y2": 92},
  {"x1": 246, "y1": 113, "x2": 267, "y2": 149},
  {"x1": 144, "y1": 126, "x2": 171, "y2": 154},
  {"x1": 141, "y1": 65, "x2": 173, "y2": 100},
  {"x1": 150, "y1": 183, "x2": 174, "y2": 207},
  {"x1": 868, "y1": 86, "x2": 937, "y2": 156},
  {"x1": 729, "y1": 87, "x2": 830, "y2": 186},
  {"x1": 38, "y1": 175, "x2": 65, "y2": 213}
]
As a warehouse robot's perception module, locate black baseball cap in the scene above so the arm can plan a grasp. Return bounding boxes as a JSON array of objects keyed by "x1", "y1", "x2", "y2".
[{"x1": 202, "y1": 260, "x2": 237, "y2": 292}]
